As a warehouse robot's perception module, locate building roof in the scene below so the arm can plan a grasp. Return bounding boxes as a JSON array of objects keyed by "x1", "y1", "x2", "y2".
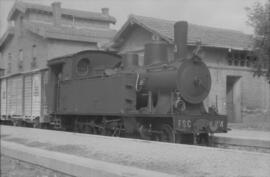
[
  {"x1": 0, "y1": 26, "x2": 15, "y2": 50},
  {"x1": 25, "y1": 21, "x2": 117, "y2": 43},
  {"x1": 0, "y1": 21, "x2": 116, "y2": 49},
  {"x1": 8, "y1": 1, "x2": 116, "y2": 24},
  {"x1": 113, "y1": 15, "x2": 254, "y2": 50}
]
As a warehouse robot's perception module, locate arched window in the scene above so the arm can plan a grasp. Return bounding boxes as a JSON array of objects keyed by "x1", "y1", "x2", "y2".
[{"x1": 77, "y1": 58, "x2": 90, "y2": 75}]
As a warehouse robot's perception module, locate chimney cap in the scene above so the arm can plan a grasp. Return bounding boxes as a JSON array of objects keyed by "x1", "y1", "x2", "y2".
[{"x1": 101, "y1": 8, "x2": 109, "y2": 15}]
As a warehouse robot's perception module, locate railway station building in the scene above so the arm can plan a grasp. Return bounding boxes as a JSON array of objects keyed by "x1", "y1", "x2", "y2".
[
  {"x1": 110, "y1": 15, "x2": 270, "y2": 123},
  {"x1": 0, "y1": 1, "x2": 116, "y2": 122}
]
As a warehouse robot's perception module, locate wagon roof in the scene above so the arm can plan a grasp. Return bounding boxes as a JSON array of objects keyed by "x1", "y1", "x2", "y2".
[
  {"x1": 48, "y1": 50, "x2": 120, "y2": 64},
  {"x1": 112, "y1": 15, "x2": 254, "y2": 51}
]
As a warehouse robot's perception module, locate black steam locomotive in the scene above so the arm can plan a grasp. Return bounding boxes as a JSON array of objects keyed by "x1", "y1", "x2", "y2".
[{"x1": 46, "y1": 21, "x2": 227, "y2": 144}]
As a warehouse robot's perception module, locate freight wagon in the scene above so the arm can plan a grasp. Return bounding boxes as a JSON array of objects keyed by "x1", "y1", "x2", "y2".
[{"x1": 0, "y1": 69, "x2": 48, "y2": 126}]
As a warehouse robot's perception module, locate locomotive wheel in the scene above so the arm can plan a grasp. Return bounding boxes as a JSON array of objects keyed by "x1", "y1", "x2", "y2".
[
  {"x1": 84, "y1": 125, "x2": 93, "y2": 134},
  {"x1": 159, "y1": 124, "x2": 175, "y2": 143},
  {"x1": 100, "y1": 127, "x2": 109, "y2": 136}
]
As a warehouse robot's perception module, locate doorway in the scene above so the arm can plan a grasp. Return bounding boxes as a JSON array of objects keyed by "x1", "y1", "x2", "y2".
[
  {"x1": 226, "y1": 76, "x2": 242, "y2": 123},
  {"x1": 49, "y1": 64, "x2": 63, "y2": 113}
]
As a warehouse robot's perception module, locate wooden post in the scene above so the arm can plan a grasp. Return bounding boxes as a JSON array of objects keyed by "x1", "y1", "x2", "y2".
[{"x1": 148, "y1": 91, "x2": 152, "y2": 113}]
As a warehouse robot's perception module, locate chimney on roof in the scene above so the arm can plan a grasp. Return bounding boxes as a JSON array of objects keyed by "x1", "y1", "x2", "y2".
[
  {"x1": 174, "y1": 21, "x2": 188, "y2": 59},
  {"x1": 51, "y1": 2, "x2": 61, "y2": 26},
  {"x1": 101, "y1": 8, "x2": 109, "y2": 15}
]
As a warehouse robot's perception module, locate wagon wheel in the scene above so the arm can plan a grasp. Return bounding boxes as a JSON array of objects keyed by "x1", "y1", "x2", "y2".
[
  {"x1": 74, "y1": 122, "x2": 81, "y2": 133},
  {"x1": 159, "y1": 124, "x2": 175, "y2": 143},
  {"x1": 84, "y1": 125, "x2": 93, "y2": 134},
  {"x1": 138, "y1": 125, "x2": 151, "y2": 140},
  {"x1": 100, "y1": 127, "x2": 108, "y2": 136},
  {"x1": 92, "y1": 127, "x2": 98, "y2": 134},
  {"x1": 33, "y1": 117, "x2": 40, "y2": 128}
]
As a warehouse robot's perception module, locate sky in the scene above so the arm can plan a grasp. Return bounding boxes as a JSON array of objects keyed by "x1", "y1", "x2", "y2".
[{"x1": 0, "y1": 0, "x2": 268, "y2": 36}]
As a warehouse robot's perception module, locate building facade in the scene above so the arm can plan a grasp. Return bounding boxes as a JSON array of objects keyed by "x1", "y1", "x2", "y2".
[
  {"x1": 0, "y1": 1, "x2": 116, "y2": 122},
  {"x1": 111, "y1": 15, "x2": 270, "y2": 123},
  {"x1": 0, "y1": 1, "x2": 116, "y2": 75}
]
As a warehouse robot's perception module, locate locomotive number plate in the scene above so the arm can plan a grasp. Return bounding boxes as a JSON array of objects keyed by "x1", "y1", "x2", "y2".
[
  {"x1": 174, "y1": 115, "x2": 227, "y2": 133},
  {"x1": 177, "y1": 120, "x2": 192, "y2": 129}
]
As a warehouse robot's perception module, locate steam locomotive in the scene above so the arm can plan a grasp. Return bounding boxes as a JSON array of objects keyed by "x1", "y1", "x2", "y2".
[{"x1": 46, "y1": 21, "x2": 227, "y2": 144}]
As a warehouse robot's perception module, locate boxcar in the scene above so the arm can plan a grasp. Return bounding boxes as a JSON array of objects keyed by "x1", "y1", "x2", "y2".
[{"x1": 0, "y1": 69, "x2": 48, "y2": 126}]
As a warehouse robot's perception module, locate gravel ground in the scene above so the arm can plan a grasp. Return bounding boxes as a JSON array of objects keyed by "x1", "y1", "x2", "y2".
[
  {"x1": 0, "y1": 155, "x2": 73, "y2": 177},
  {"x1": 1, "y1": 125, "x2": 270, "y2": 177}
]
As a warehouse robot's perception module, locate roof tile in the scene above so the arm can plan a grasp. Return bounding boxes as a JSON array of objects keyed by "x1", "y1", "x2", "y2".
[
  {"x1": 119, "y1": 15, "x2": 253, "y2": 50},
  {"x1": 25, "y1": 22, "x2": 116, "y2": 42}
]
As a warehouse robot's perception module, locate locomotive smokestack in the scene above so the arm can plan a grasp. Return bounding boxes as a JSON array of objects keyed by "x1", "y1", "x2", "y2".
[{"x1": 174, "y1": 21, "x2": 188, "y2": 59}]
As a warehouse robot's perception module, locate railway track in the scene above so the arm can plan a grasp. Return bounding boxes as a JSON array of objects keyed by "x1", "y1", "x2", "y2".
[
  {"x1": 1, "y1": 123, "x2": 269, "y2": 153},
  {"x1": 213, "y1": 143, "x2": 270, "y2": 153}
]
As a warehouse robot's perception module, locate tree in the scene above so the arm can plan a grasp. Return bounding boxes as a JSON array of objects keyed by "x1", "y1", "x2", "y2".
[{"x1": 246, "y1": 0, "x2": 270, "y2": 82}]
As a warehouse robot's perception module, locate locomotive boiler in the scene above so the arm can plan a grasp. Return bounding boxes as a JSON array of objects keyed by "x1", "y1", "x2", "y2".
[{"x1": 46, "y1": 21, "x2": 227, "y2": 144}]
